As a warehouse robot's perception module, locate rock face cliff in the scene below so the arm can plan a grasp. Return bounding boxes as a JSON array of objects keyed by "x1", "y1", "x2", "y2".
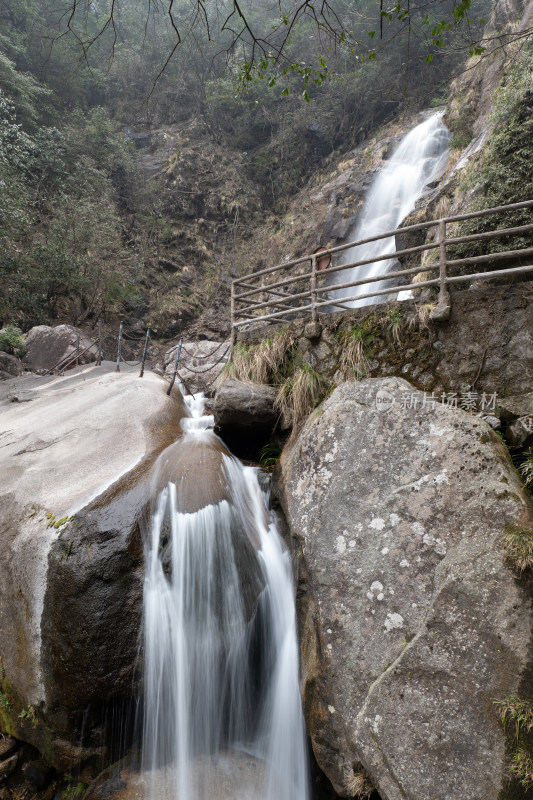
[{"x1": 278, "y1": 378, "x2": 533, "y2": 800}]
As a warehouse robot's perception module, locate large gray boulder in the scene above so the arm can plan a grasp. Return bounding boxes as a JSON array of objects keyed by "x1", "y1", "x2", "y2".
[
  {"x1": 23, "y1": 324, "x2": 97, "y2": 373},
  {"x1": 0, "y1": 363, "x2": 186, "y2": 775},
  {"x1": 278, "y1": 377, "x2": 533, "y2": 800}
]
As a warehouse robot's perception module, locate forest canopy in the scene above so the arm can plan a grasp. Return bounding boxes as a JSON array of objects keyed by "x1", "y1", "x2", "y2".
[{"x1": 5, "y1": 0, "x2": 492, "y2": 100}]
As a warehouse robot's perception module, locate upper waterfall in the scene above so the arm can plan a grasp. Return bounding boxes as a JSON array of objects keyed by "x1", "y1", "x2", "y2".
[{"x1": 330, "y1": 112, "x2": 450, "y2": 307}]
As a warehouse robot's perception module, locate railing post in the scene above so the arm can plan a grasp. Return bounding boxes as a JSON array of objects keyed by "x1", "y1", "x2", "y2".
[
  {"x1": 430, "y1": 220, "x2": 451, "y2": 322},
  {"x1": 97, "y1": 320, "x2": 102, "y2": 366},
  {"x1": 230, "y1": 281, "x2": 236, "y2": 351},
  {"x1": 139, "y1": 328, "x2": 150, "y2": 378},
  {"x1": 311, "y1": 255, "x2": 318, "y2": 324},
  {"x1": 167, "y1": 338, "x2": 183, "y2": 396},
  {"x1": 76, "y1": 332, "x2": 80, "y2": 367},
  {"x1": 116, "y1": 322, "x2": 123, "y2": 372}
]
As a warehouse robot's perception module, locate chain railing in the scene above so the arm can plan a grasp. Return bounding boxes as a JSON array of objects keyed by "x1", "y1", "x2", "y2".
[{"x1": 230, "y1": 199, "x2": 533, "y2": 340}]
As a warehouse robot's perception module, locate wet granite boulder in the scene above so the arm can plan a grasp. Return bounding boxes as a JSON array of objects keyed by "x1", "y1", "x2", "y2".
[
  {"x1": 0, "y1": 364, "x2": 186, "y2": 774},
  {"x1": 213, "y1": 379, "x2": 279, "y2": 457},
  {"x1": 278, "y1": 377, "x2": 533, "y2": 800},
  {"x1": 214, "y1": 380, "x2": 277, "y2": 430}
]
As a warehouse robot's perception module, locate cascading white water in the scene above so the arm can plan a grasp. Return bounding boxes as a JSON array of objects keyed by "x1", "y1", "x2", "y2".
[
  {"x1": 142, "y1": 390, "x2": 309, "y2": 800},
  {"x1": 330, "y1": 112, "x2": 450, "y2": 307}
]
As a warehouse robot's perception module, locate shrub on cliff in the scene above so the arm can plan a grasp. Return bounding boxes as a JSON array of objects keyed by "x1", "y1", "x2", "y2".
[
  {"x1": 449, "y1": 42, "x2": 533, "y2": 265},
  {"x1": 0, "y1": 325, "x2": 26, "y2": 357}
]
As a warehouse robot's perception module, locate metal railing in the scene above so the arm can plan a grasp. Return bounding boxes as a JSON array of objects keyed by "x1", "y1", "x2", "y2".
[{"x1": 230, "y1": 199, "x2": 533, "y2": 339}]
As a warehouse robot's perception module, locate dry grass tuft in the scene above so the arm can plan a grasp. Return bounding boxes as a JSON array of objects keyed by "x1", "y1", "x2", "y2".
[
  {"x1": 217, "y1": 328, "x2": 295, "y2": 386},
  {"x1": 518, "y1": 450, "x2": 533, "y2": 490},
  {"x1": 337, "y1": 324, "x2": 375, "y2": 379},
  {"x1": 275, "y1": 365, "x2": 329, "y2": 428},
  {"x1": 412, "y1": 270, "x2": 431, "y2": 284},
  {"x1": 339, "y1": 333, "x2": 368, "y2": 379},
  {"x1": 496, "y1": 695, "x2": 533, "y2": 740},
  {"x1": 434, "y1": 194, "x2": 451, "y2": 219},
  {"x1": 381, "y1": 307, "x2": 403, "y2": 346},
  {"x1": 407, "y1": 302, "x2": 435, "y2": 332},
  {"x1": 496, "y1": 694, "x2": 533, "y2": 791},
  {"x1": 216, "y1": 343, "x2": 255, "y2": 384},
  {"x1": 502, "y1": 525, "x2": 533, "y2": 572},
  {"x1": 510, "y1": 747, "x2": 533, "y2": 791},
  {"x1": 258, "y1": 327, "x2": 295, "y2": 384},
  {"x1": 345, "y1": 768, "x2": 374, "y2": 799}
]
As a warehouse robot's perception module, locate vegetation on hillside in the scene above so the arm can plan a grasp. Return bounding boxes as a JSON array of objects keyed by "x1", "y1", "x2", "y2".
[
  {"x1": 0, "y1": 0, "x2": 491, "y2": 334},
  {"x1": 448, "y1": 39, "x2": 533, "y2": 265}
]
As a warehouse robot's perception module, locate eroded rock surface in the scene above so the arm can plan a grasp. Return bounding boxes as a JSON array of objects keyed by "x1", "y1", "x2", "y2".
[{"x1": 278, "y1": 377, "x2": 533, "y2": 800}]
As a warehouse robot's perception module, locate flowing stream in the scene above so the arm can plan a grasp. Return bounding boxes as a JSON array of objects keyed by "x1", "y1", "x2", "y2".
[
  {"x1": 141, "y1": 391, "x2": 309, "y2": 800},
  {"x1": 330, "y1": 112, "x2": 450, "y2": 307}
]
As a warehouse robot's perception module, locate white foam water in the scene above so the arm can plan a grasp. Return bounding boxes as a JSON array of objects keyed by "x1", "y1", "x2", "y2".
[
  {"x1": 330, "y1": 112, "x2": 450, "y2": 307},
  {"x1": 142, "y1": 390, "x2": 309, "y2": 800}
]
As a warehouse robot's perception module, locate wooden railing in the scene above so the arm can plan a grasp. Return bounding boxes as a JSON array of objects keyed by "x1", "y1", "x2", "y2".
[{"x1": 230, "y1": 199, "x2": 533, "y2": 340}]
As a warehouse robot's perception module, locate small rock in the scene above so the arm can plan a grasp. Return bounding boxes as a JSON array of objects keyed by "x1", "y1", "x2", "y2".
[
  {"x1": 498, "y1": 393, "x2": 533, "y2": 422},
  {"x1": 312, "y1": 341, "x2": 332, "y2": 363},
  {"x1": 0, "y1": 352, "x2": 23, "y2": 379},
  {"x1": 304, "y1": 321, "x2": 322, "y2": 340},
  {"x1": 22, "y1": 760, "x2": 53, "y2": 791},
  {"x1": 297, "y1": 337, "x2": 312, "y2": 354},
  {"x1": 7, "y1": 391, "x2": 35, "y2": 403},
  {"x1": 0, "y1": 737, "x2": 17, "y2": 760},
  {"x1": 0, "y1": 753, "x2": 18, "y2": 781},
  {"x1": 506, "y1": 415, "x2": 533, "y2": 448},
  {"x1": 481, "y1": 415, "x2": 501, "y2": 430},
  {"x1": 429, "y1": 303, "x2": 451, "y2": 323}
]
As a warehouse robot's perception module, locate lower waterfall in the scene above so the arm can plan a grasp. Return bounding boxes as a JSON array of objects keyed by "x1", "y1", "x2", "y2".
[
  {"x1": 141, "y1": 391, "x2": 309, "y2": 800},
  {"x1": 330, "y1": 111, "x2": 450, "y2": 307}
]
